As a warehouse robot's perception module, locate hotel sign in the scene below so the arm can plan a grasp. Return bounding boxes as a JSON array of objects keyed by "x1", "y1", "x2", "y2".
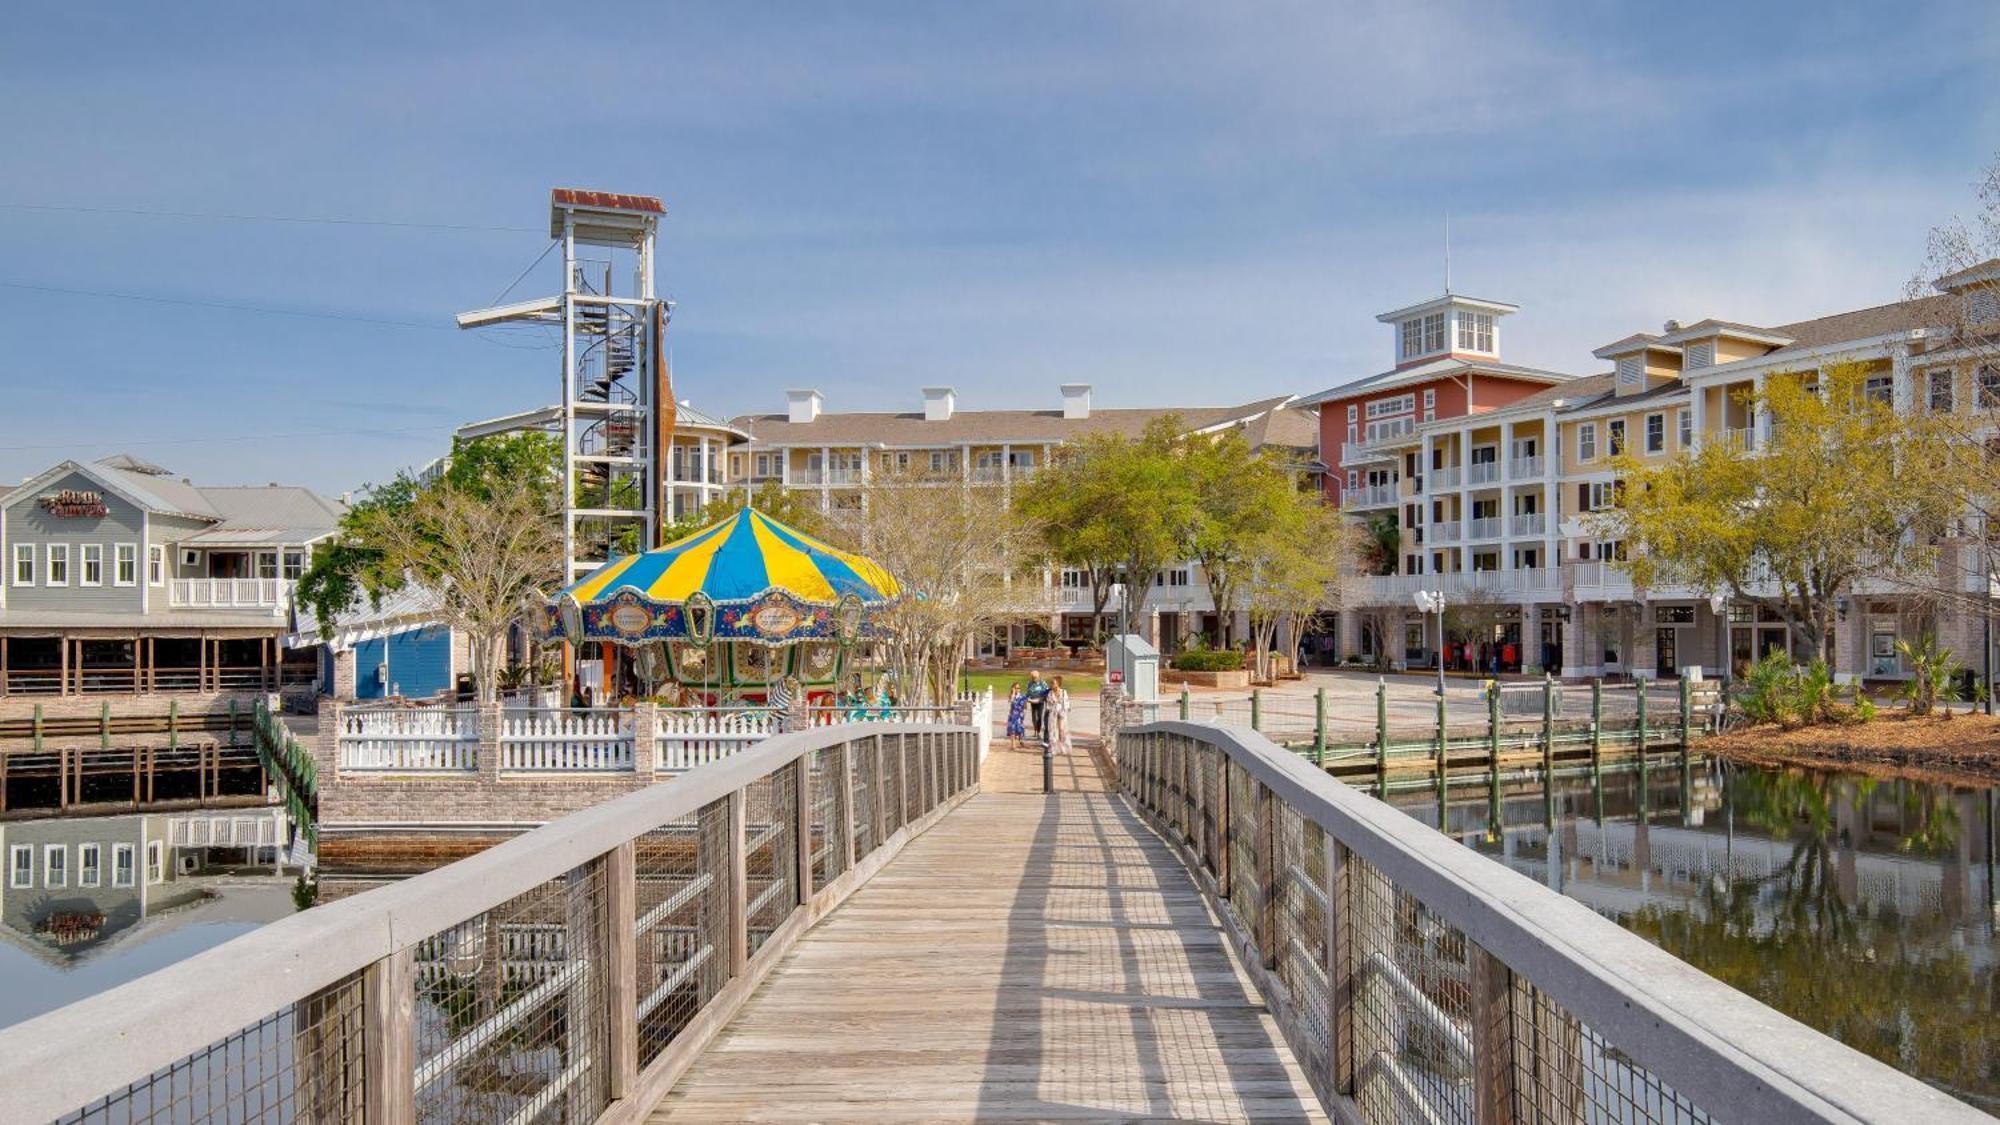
[{"x1": 38, "y1": 489, "x2": 107, "y2": 518}]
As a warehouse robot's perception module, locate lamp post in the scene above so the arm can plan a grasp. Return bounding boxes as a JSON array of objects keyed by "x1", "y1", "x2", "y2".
[{"x1": 1414, "y1": 590, "x2": 1446, "y2": 698}]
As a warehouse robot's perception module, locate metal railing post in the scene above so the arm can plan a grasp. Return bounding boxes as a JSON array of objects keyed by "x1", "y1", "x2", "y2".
[
  {"x1": 1314, "y1": 686, "x2": 1327, "y2": 767},
  {"x1": 362, "y1": 948, "x2": 415, "y2": 1123},
  {"x1": 602, "y1": 842, "x2": 638, "y2": 1100}
]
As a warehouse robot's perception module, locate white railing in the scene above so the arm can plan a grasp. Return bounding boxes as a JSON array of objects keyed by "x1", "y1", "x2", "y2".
[
  {"x1": 1430, "y1": 521, "x2": 1461, "y2": 543},
  {"x1": 1568, "y1": 559, "x2": 1634, "y2": 597},
  {"x1": 1431, "y1": 466, "x2": 1461, "y2": 489},
  {"x1": 1510, "y1": 512, "x2": 1546, "y2": 536},
  {"x1": 656, "y1": 709, "x2": 776, "y2": 773},
  {"x1": 1466, "y1": 517, "x2": 1503, "y2": 540},
  {"x1": 1346, "y1": 568, "x2": 1562, "y2": 605},
  {"x1": 1508, "y1": 455, "x2": 1544, "y2": 479},
  {"x1": 1353, "y1": 417, "x2": 1416, "y2": 449},
  {"x1": 339, "y1": 706, "x2": 479, "y2": 772},
  {"x1": 169, "y1": 578, "x2": 294, "y2": 611},
  {"x1": 500, "y1": 710, "x2": 635, "y2": 772},
  {"x1": 969, "y1": 467, "x2": 1006, "y2": 484},
  {"x1": 1467, "y1": 461, "x2": 1500, "y2": 485},
  {"x1": 167, "y1": 810, "x2": 289, "y2": 850},
  {"x1": 1719, "y1": 426, "x2": 1758, "y2": 452},
  {"x1": 1345, "y1": 484, "x2": 1399, "y2": 508}
]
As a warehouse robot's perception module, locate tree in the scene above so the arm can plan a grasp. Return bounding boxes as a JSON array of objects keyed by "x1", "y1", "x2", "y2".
[
  {"x1": 1185, "y1": 431, "x2": 1301, "y2": 648},
  {"x1": 1597, "y1": 364, "x2": 1958, "y2": 661},
  {"x1": 296, "y1": 432, "x2": 564, "y2": 700},
  {"x1": 1018, "y1": 417, "x2": 1198, "y2": 639},
  {"x1": 1243, "y1": 500, "x2": 1356, "y2": 680},
  {"x1": 823, "y1": 467, "x2": 1037, "y2": 705}
]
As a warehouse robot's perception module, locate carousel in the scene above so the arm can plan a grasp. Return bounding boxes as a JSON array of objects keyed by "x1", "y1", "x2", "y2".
[{"x1": 546, "y1": 508, "x2": 900, "y2": 706}]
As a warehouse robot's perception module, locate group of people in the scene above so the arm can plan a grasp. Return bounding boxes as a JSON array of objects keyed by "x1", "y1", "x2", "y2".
[{"x1": 1005, "y1": 670, "x2": 1073, "y2": 754}]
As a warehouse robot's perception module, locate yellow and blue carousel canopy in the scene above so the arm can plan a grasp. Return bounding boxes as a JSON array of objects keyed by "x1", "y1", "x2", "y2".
[{"x1": 552, "y1": 509, "x2": 899, "y2": 646}]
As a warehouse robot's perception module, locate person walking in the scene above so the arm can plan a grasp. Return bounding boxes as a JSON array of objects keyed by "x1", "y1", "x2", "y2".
[
  {"x1": 1049, "y1": 675, "x2": 1073, "y2": 755},
  {"x1": 1025, "y1": 670, "x2": 1052, "y2": 746},
  {"x1": 1005, "y1": 682, "x2": 1029, "y2": 747}
]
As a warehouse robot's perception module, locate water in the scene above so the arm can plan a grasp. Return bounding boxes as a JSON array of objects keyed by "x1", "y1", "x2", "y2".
[
  {"x1": 1389, "y1": 758, "x2": 2000, "y2": 1112},
  {"x1": 0, "y1": 811, "x2": 297, "y2": 1029}
]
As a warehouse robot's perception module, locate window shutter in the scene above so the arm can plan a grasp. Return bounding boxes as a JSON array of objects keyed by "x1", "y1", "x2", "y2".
[
  {"x1": 1577, "y1": 483, "x2": 1589, "y2": 512},
  {"x1": 1616, "y1": 356, "x2": 1642, "y2": 388},
  {"x1": 1683, "y1": 342, "x2": 1714, "y2": 370}
]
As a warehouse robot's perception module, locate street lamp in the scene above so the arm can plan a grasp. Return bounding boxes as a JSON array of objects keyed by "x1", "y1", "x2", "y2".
[{"x1": 1413, "y1": 590, "x2": 1447, "y2": 697}]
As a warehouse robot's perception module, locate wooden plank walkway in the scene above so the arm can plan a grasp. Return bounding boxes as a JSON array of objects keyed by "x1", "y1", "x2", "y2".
[{"x1": 649, "y1": 746, "x2": 1327, "y2": 1123}]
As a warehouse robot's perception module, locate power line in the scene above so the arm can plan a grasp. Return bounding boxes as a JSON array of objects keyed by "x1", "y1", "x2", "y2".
[
  {"x1": 0, "y1": 280, "x2": 451, "y2": 330},
  {"x1": 0, "y1": 423, "x2": 457, "y2": 454},
  {"x1": 0, "y1": 201, "x2": 538, "y2": 234}
]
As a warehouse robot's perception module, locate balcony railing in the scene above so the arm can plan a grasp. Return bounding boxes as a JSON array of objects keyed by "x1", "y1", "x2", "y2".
[
  {"x1": 1510, "y1": 512, "x2": 1547, "y2": 536},
  {"x1": 1718, "y1": 426, "x2": 1758, "y2": 452},
  {"x1": 1429, "y1": 521, "x2": 1461, "y2": 543},
  {"x1": 1430, "y1": 466, "x2": 1461, "y2": 489},
  {"x1": 1345, "y1": 568, "x2": 1561, "y2": 605},
  {"x1": 792, "y1": 467, "x2": 861, "y2": 486},
  {"x1": 1508, "y1": 455, "x2": 1544, "y2": 478},
  {"x1": 1345, "y1": 484, "x2": 1398, "y2": 508},
  {"x1": 1467, "y1": 461, "x2": 1501, "y2": 485},
  {"x1": 169, "y1": 578, "x2": 294, "y2": 612},
  {"x1": 1466, "y1": 517, "x2": 1503, "y2": 540}
]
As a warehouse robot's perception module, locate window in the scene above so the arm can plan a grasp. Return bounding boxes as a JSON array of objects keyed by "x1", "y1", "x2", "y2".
[
  {"x1": 1645, "y1": 413, "x2": 1665, "y2": 454},
  {"x1": 79, "y1": 843, "x2": 100, "y2": 887},
  {"x1": 1929, "y1": 369, "x2": 1954, "y2": 413},
  {"x1": 1347, "y1": 404, "x2": 1358, "y2": 422},
  {"x1": 1578, "y1": 423, "x2": 1598, "y2": 462},
  {"x1": 1608, "y1": 419, "x2": 1626, "y2": 455},
  {"x1": 148, "y1": 544, "x2": 165, "y2": 585},
  {"x1": 44, "y1": 845, "x2": 66, "y2": 889},
  {"x1": 1400, "y1": 319, "x2": 1422, "y2": 359},
  {"x1": 113, "y1": 843, "x2": 135, "y2": 887},
  {"x1": 256, "y1": 552, "x2": 279, "y2": 580},
  {"x1": 1346, "y1": 470, "x2": 1359, "y2": 490},
  {"x1": 283, "y1": 550, "x2": 305, "y2": 580},
  {"x1": 1581, "y1": 481, "x2": 1621, "y2": 512},
  {"x1": 1864, "y1": 374, "x2": 1893, "y2": 405},
  {"x1": 1365, "y1": 394, "x2": 1415, "y2": 419},
  {"x1": 115, "y1": 543, "x2": 137, "y2": 586},
  {"x1": 147, "y1": 840, "x2": 164, "y2": 884},
  {"x1": 9, "y1": 846, "x2": 30, "y2": 889},
  {"x1": 1456, "y1": 311, "x2": 1494, "y2": 352},
  {"x1": 1422, "y1": 388, "x2": 1436, "y2": 421},
  {"x1": 12, "y1": 544, "x2": 31, "y2": 586},
  {"x1": 1677, "y1": 410, "x2": 1692, "y2": 449},
  {"x1": 1423, "y1": 312, "x2": 1445, "y2": 354},
  {"x1": 47, "y1": 544, "x2": 68, "y2": 586},
  {"x1": 1980, "y1": 365, "x2": 2000, "y2": 410},
  {"x1": 80, "y1": 543, "x2": 102, "y2": 586},
  {"x1": 754, "y1": 453, "x2": 772, "y2": 478}
]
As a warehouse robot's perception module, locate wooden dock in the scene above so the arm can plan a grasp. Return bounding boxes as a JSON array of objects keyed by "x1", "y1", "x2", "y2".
[{"x1": 650, "y1": 743, "x2": 1326, "y2": 1123}]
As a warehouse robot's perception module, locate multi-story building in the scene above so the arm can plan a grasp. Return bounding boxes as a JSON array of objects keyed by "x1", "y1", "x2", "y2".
[
  {"x1": 1316, "y1": 268, "x2": 2000, "y2": 685},
  {"x1": 724, "y1": 383, "x2": 1317, "y2": 653},
  {"x1": 0, "y1": 455, "x2": 341, "y2": 698},
  {"x1": 455, "y1": 400, "x2": 748, "y2": 525}
]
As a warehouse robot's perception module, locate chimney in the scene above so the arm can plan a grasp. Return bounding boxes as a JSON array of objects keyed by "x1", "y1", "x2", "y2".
[
  {"x1": 1060, "y1": 383, "x2": 1092, "y2": 420},
  {"x1": 786, "y1": 389, "x2": 823, "y2": 424},
  {"x1": 922, "y1": 386, "x2": 956, "y2": 422}
]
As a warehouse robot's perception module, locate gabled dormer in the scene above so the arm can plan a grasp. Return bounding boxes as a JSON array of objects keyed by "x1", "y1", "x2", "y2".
[
  {"x1": 1653, "y1": 319, "x2": 1794, "y2": 372},
  {"x1": 1591, "y1": 334, "x2": 1685, "y2": 397},
  {"x1": 1377, "y1": 295, "x2": 1518, "y2": 368}
]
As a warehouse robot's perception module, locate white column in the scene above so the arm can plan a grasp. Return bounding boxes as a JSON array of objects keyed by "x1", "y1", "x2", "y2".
[
  {"x1": 1891, "y1": 343, "x2": 1914, "y2": 414},
  {"x1": 1000, "y1": 443, "x2": 1012, "y2": 484},
  {"x1": 1688, "y1": 383, "x2": 1706, "y2": 452},
  {"x1": 820, "y1": 444, "x2": 832, "y2": 508}
]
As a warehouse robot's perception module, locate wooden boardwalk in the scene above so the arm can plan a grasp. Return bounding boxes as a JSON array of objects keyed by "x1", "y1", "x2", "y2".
[{"x1": 649, "y1": 745, "x2": 1327, "y2": 1123}]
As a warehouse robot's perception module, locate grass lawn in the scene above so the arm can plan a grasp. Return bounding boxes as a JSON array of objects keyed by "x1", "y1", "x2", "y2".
[{"x1": 961, "y1": 670, "x2": 1102, "y2": 698}]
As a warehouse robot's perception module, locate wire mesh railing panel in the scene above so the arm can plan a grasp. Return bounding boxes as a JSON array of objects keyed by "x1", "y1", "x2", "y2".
[
  {"x1": 1226, "y1": 760, "x2": 1262, "y2": 946},
  {"x1": 1509, "y1": 980, "x2": 1714, "y2": 1125},
  {"x1": 60, "y1": 974, "x2": 367, "y2": 1124},
  {"x1": 1201, "y1": 742, "x2": 1224, "y2": 878},
  {"x1": 411, "y1": 862, "x2": 611, "y2": 1124},
  {"x1": 1347, "y1": 855, "x2": 1476, "y2": 1125},
  {"x1": 634, "y1": 805, "x2": 727, "y2": 1070},
  {"x1": 850, "y1": 737, "x2": 879, "y2": 857},
  {"x1": 903, "y1": 733, "x2": 924, "y2": 820},
  {"x1": 811, "y1": 746, "x2": 847, "y2": 886},
  {"x1": 745, "y1": 764, "x2": 799, "y2": 958},
  {"x1": 1273, "y1": 804, "x2": 1332, "y2": 1087},
  {"x1": 880, "y1": 735, "x2": 906, "y2": 836}
]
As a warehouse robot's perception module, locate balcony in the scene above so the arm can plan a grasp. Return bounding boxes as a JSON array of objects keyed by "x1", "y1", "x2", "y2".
[
  {"x1": 1345, "y1": 483, "x2": 1399, "y2": 509},
  {"x1": 1567, "y1": 560, "x2": 1634, "y2": 600},
  {"x1": 970, "y1": 467, "x2": 1007, "y2": 484},
  {"x1": 1430, "y1": 521, "x2": 1462, "y2": 543},
  {"x1": 170, "y1": 578, "x2": 295, "y2": 614},
  {"x1": 1346, "y1": 568, "x2": 1562, "y2": 606},
  {"x1": 1467, "y1": 461, "x2": 1501, "y2": 486},
  {"x1": 1351, "y1": 417, "x2": 1416, "y2": 452},
  {"x1": 793, "y1": 467, "x2": 862, "y2": 486},
  {"x1": 1718, "y1": 426, "x2": 1758, "y2": 452},
  {"x1": 1466, "y1": 517, "x2": 1503, "y2": 540},
  {"x1": 1431, "y1": 466, "x2": 1461, "y2": 489},
  {"x1": 1510, "y1": 512, "x2": 1547, "y2": 536},
  {"x1": 1509, "y1": 456, "x2": 1544, "y2": 479}
]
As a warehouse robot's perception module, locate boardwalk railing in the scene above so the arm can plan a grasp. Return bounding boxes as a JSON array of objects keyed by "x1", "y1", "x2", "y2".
[
  {"x1": 1114, "y1": 719, "x2": 1985, "y2": 1124},
  {"x1": 337, "y1": 705, "x2": 479, "y2": 772},
  {"x1": 2, "y1": 720, "x2": 982, "y2": 1124},
  {"x1": 501, "y1": 709, "x2": 637, "y2": 772}
]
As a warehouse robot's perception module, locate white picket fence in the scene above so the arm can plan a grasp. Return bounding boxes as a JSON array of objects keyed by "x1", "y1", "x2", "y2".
[
  {"x1": 339, "y1": 706, "x2": 480, "y2": 772},
  {"x1": 499, "y1": 710, "x2": 636, "y2": 772},
  {"x1": 656, "y1": 709, "x2": 777, "y2": 773}
]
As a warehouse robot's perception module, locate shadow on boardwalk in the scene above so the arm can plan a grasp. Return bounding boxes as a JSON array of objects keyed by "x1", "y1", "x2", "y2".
[{"x1": 649, "y1": 742, "x2": 1325, "y2": 1123}]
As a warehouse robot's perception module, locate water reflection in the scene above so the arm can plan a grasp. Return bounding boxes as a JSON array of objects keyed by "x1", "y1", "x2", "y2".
[{"x1": 1391, "y1": 759, "x2": 2000, "y2": 1112}]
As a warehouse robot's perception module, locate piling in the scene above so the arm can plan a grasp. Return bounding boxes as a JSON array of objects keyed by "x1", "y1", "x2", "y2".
[
  {"x1": 1636, "y1": 677, "x2": 1651, "y2": 812},
  {"x1": 1251, "y1": 689, "x2": 1262, "y2": 732},
  {"x1": 1434, "y1": 691, "x2": 1448, "y2": 806},
  {"x1": 1374, "y1": 679, "x2": 1389, "y2": 798},
  {"x1": 1313, "y1": 687, "x2": 1327, "y2": 768},
  {"x1": 1179, "y1": 687, "x2": 1191, "y2": 721},
  {"x1": 1589, "y1": 678, "x2": 1603, "y2": 764}
]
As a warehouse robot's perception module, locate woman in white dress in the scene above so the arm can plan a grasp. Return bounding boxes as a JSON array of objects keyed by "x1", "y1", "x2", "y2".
[{"x1": 1049, "y1": 675, "x2": 1073, "y2": 755}]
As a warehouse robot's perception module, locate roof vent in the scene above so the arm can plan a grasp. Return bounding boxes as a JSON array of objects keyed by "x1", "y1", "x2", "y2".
[
  {"x1": 1060, "y1": 383, "x2": 1092, "y2": 421},
  {"x1": 786, "y1": 389, "x2": 823, "y2": 425},
  {"x1": 922, "y1": 386, "x2": 956, "y2": 422},
  {"x1": 1663, "y1": 319, "x2": 1682, "y2": 333}
]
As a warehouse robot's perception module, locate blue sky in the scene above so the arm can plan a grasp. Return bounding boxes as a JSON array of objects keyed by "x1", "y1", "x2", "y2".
[{"x1": 1, "y1": 2, "x2": 1995, "y2": 495}]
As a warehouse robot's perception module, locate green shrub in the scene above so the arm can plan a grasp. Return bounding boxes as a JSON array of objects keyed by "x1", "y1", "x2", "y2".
[
  {"x1": 1172, "y1": 649, "x2": 1245, "y2": 672},
  {"x1": 1896, "y1": 634, "x2": 1962, "y2": 717},
  {"x1": 1738, "y1": 652, "x2": 1849, "y2": 729}
]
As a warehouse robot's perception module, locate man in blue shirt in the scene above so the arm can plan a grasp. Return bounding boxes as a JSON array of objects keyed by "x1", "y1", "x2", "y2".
[{"x1": 1024, "y1": 670, "x2": 1052, "y2": 746}]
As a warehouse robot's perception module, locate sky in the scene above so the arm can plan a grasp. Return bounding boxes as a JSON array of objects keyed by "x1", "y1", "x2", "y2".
[{"x1": 0, "y1": 2, "x2": 1995, "y2": 496}]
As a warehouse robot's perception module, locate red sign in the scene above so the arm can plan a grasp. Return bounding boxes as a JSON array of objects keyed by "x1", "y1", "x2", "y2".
[
  {"x1": 1108, "y1": 670, "x2": 1124, "y2": 685},
  {"x1": 39, "y1": 490, "x2": 106, "y2": 518}
]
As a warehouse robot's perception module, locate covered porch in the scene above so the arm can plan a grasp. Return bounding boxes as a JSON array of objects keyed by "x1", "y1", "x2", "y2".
[{"x1": 0, "y1": 630, "x2": 316, "y2": 697}]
